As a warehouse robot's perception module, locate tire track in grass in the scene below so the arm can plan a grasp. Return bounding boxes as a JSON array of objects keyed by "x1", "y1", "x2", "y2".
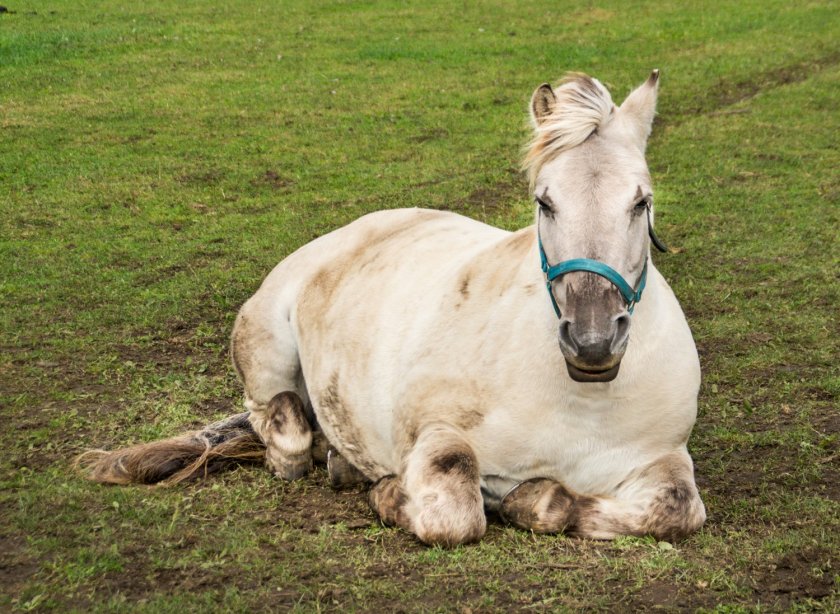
[{"x1": 662, "y1": 49, "x2": 840, "y2": 127}]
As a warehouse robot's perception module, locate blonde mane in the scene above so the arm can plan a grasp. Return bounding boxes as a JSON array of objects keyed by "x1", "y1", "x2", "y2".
[{"x1": 523, "y1": 73, "x2": 614, "y2": 187}]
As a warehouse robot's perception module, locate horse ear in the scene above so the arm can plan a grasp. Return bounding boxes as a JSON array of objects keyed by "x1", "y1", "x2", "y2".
[
  {"x1": 616, "y1": 69, "x2": 660, "y2": 151},
  {"x1": 530, "y1": 83, "x2": 556, "y2": 127}
]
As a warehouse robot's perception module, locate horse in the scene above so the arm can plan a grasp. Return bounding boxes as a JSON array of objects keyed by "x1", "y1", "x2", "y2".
[{"x1": 77, "y1": 70, "x2": 706, "y2": 547}]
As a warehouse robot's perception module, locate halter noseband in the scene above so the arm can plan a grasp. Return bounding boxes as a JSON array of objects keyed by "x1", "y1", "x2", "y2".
[{"x1": 538, "y1": 206, "x2": 668, "y2": 317}]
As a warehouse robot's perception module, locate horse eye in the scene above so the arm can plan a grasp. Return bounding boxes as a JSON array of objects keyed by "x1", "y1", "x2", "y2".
[
  {"x1": 633, "y1": 199, "x2": 649, "y2": 215},
  {"x1": 536, "y1": 198, "x2": 552, "y2": 213}
]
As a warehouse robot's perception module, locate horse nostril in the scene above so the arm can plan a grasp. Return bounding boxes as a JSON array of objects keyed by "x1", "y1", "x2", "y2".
[
  {"x1": 611, "y1": 313, "x2": 631, "y2": 353},
  {"x1": 558, "y1": 320, "x2": 578, "y2": 352}
]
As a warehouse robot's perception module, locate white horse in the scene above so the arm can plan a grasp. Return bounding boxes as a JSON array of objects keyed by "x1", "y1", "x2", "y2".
[{"x1": 79, "y1": 71, "x2": 706, "y2": 547}]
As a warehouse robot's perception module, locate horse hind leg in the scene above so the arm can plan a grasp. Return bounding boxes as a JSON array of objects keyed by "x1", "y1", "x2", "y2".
[
  {"x1": 232, "y1": 300, "x2": 313, "y2": 481},
  {"x1": 248, "y1": 392, "x2": 313, "y2": 480}
]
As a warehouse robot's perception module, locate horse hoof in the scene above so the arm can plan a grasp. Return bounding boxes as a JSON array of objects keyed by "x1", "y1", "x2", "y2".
[
  {"x1": 499, "y1": 478, "x2": 576, "y2": 532},
  {"x1": 327, "y1": 448, "x2": 368, "y2": 489},
  {"x1": 269, "y1": 452, "x2": 312, "y2": 481},
  {"x1": 311, "y1": 430, "x2": 330, "y2": 465}
]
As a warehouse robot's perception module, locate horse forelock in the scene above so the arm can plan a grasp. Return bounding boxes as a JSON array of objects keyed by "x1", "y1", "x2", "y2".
[{"x1": 523, "y1": 73, "x2": 615, "y2": 188}]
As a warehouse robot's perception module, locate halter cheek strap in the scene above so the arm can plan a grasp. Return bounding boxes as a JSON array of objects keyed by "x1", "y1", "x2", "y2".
[{"x1": 538, "y1": 206, "x2": 667, "y2": 317}]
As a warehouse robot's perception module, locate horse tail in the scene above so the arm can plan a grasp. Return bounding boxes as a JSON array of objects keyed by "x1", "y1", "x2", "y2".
[{"x1": 74, "y1": 412, "x2": 265, "y2": 485}]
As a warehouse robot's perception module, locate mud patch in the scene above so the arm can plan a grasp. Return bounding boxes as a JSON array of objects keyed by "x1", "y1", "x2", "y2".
[
  {"x1": 749, "y1": 548, "x2": 835, "y2": 608},
  {"x1": 251, "y1": 169, "x2": 295, "y2": 191},
  {"x1": 438, "y1": 167, "x2": 524, "y2": 216},
  {"x1": 177, "y1": 169, "x2": 226, "y2": 187},
  {"x1": 0, "y1": 534, "x2": 40, "y2": 603}
]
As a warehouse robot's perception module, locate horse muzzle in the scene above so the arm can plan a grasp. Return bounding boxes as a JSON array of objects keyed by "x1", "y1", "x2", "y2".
[{"x1": 557, "y1": 308, "x2": 630, "y2": 383}]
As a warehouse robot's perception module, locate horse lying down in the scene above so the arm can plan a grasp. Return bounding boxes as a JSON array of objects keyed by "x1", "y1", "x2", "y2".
[{"x1": 78, "y1": 70, "x2": 706, "y2": 546}]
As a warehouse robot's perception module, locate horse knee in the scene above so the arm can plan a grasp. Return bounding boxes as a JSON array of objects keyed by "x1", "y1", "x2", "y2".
[
  {"x1": 249, "y1": 391, "x2": 313, "y2": 480},
  {"x1": 412, "y1": 496, "x2": 486, "y2": 546},
  {"x1": 405, "y1": 437, "x2": 486, "y2": 546}
]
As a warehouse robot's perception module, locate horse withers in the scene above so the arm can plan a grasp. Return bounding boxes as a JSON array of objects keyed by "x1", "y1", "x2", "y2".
[{"x1": 78, "y1": 71, "x2": 706, "y2": 547}]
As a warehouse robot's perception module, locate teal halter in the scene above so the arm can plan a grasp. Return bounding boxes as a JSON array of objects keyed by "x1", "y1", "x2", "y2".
[{"x1": 538, "y1": 206, "x2": 668, "y2": 317}]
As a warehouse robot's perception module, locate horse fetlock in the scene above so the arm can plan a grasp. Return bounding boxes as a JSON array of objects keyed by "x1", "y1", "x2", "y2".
[{"x1": 500, "y1": 478, "x2": 578, "y2": 533}]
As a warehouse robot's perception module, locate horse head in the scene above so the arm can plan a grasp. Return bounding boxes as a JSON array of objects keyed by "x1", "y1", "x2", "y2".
[{"x1": 525, "y1": 71, "x2": 662, "y2": 383}]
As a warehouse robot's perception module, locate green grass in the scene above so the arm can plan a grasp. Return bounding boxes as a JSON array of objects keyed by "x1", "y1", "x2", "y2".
[{"x1": 1, "y1": 0, "x2": 838, "y2": 611}]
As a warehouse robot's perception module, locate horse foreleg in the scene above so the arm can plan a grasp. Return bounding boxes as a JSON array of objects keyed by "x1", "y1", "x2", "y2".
[
  {"x1": 500, "y1": 452, "x2": 706, "y2": 541},
  {"x1": 248, "y1": 391, "x2": 313, "y2": 480},
  {"x1": 369, "y1": 425, "x2": 486, "y2": 546}
]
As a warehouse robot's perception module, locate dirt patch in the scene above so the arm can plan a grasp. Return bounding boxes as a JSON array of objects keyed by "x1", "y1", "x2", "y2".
[
  {"x1": 260, "y1": 468, "x2": 377, "y2": 534},
  {"x1": 749, "y1": 548, "x2": 835, "y2": 608},
  {"x1": 442, "y1": 168, "x2": 524, "y2": 216},
  {"x1": 2, "y1": 313, "x2": 239, "y2": 473},
  {"x1": 176, "y1": 169, "x2": 226, "y2": 187},
  {"x1": 0, "y1": 534, "x2": 40, "y2": 603},
  {"x1": 407, "y1": 128, "x2": 449, "y2": 143},
  {"x1": 626, "y1": 576, "x2": 727, "y2": 612},
  {"x1": 251, "y1": 169, "x2": 295, "y2": 191}
]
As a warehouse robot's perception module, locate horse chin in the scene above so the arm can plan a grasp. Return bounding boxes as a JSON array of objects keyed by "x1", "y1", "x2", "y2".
[{"x1": 565, "y1": 361, "x2": 621, "y2": 383}]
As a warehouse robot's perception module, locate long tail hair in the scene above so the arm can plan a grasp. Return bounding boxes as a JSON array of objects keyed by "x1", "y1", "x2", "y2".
[{"x1": 74, "y1": 412, "x2": 265, "y2": 485}]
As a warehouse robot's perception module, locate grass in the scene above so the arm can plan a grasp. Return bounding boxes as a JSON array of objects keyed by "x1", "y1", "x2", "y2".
[{"x1": 1, "y1": 0, "x2": 838, "y2": 611}]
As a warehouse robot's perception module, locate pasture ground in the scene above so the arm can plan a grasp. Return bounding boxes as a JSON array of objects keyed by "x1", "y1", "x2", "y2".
[{"x1": 1, "y1": 1, "x2": 838, "y2": 611}]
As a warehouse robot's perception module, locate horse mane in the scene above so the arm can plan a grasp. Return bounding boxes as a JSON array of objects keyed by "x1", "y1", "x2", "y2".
[{"x1": 522, "y1": 73, "x2": 615, "y2": 187}]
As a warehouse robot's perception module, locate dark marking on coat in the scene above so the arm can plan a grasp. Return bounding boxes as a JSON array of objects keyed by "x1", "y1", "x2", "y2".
[
  {"x1": 229, "y1": 341, "x2": 245, "y2": 382},
  {"x1": 456, "y1": 408, "x2": 484, "y2": 431},
  {"x1": 644, "y1": 480, "x2": 700, "y2": 541},
  {"x1": 568, "y1": 494, "x2": 637, "y2": 538},
  {"x1": 229, "y1": 315, "x2": 249, "y2": 382},
  {"x1": 317, "y1": 373, "x2": 381, "y2": 478},
  {"x1": 404, "y1": 421, "x2": 419, "y2": 448},
  {"x1": 300, "y1": 211, "x2": 444, "y2": 330},
  {"x1": 506, "y1": 227, "x2": 534, "y2": 251},
  {"x1": 567, "y1": 493, "x2": 599, "y2": 533},
  {"x1": 459, "y1": 275, "x2": 471, "y2": 299},
  {"x1": 431, "y1": 450, "x2": 478, "y2": 480},
  {"x1": 634, "y1": 185, "x2": 644, "y2": 201},
  {"x1": 267, "y1": 391, "x2": 309, "y2": 435}
]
